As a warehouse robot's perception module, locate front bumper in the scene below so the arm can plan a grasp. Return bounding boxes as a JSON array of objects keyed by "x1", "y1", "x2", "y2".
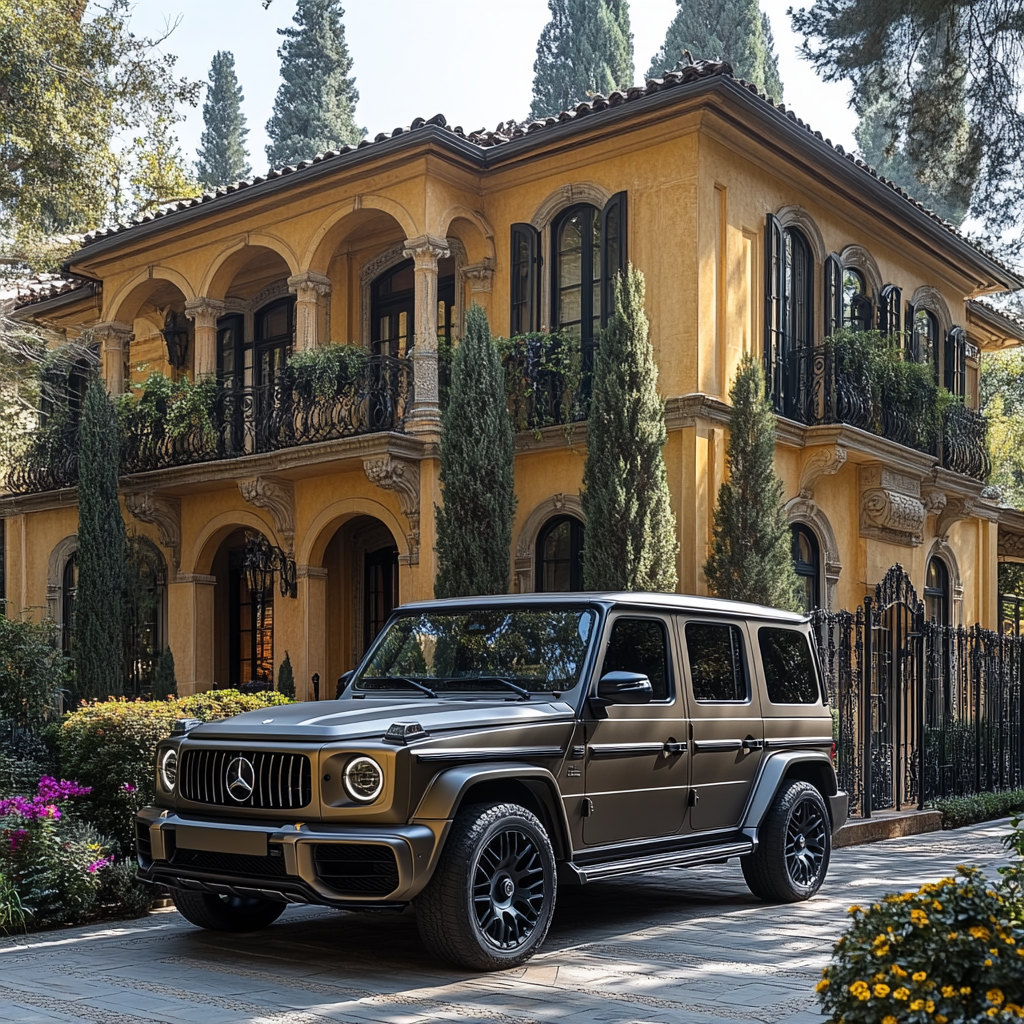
[{"x1": 136, "y1": 807, "x2": 448, "y2": 908}]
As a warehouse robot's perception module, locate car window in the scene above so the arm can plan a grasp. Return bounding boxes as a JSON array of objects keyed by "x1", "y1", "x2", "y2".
[
  {"x1": 684, "y1": 622, "x2": 747, "y2": 702},
  {"x1": 758, "y1": 627, "x2": 820, "y2": 704},
  {"x1": 602, "y1": 618, "x2": 670, "y2": 701}
]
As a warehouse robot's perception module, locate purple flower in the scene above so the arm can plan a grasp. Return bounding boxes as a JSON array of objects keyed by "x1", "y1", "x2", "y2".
[
  {"x1": 121, "y1": 783, "x2": 136, "y2": 793},
  {"x1": 86, "y1": 857, "x2": 113, "y2": 874},
  {"x1": 8, "y1": 828, "x2": 28, "y2": 852}
]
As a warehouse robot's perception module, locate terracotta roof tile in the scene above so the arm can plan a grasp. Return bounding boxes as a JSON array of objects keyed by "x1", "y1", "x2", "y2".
[{"x1": 3, "y1": 272, "x2": 95, "y2": 312}]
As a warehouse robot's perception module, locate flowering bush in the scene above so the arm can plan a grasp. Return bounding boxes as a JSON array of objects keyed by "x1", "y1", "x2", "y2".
[{"x1": 818, "y1": 866, "x2": 1024, "y2": 1022}]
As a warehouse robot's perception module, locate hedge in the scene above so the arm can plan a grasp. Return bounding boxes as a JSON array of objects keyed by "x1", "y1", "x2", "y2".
[{"x1": 935, "y1": 790, "x2": 1024, "y2": 831}]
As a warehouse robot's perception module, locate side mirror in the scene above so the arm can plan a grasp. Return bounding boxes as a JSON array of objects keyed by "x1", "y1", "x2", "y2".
[
  {"x1": 336, "y1": 670, "x2": 354, "y2": 699},
  {"x1": 595, "y1": 671, "x2": 654, "y2": 705}
]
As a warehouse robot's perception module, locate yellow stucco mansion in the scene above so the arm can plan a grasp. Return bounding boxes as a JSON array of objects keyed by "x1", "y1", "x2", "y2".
[{"x1": 4, "y1": 60, "x2": 1024, "y2": 698}]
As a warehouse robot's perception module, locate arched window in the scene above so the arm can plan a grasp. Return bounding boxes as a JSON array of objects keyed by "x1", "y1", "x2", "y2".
[
  {"x1": 924, "y1": 557, "x2": 950, "y2": 624},
  {"x1": 125, "y1": 537, "x2": 167, "y2": 697},
  {"x1": 536, "y1": 516, "x2": 585, "y2": 592},
  {"x1": 912, "y1": 309, "x2": 938, "y2": 366},
  {"x1": 61, "y1": 551, "x2": 78, "y2": 654},
  {"x1": 791, "y1": 524, "x2": 820, "y2": 612},
  {"x1": 371, "y1": 258, "x2": 455, "y2": 357},
  {"x1": 785, "y1": 228, "x2": 814, "y2": 352},
  {"x1": 255, "y1": 297, "x2": 294, "y2": 386},
  {"x1": 842, "y1": 269, "x2": 872, "y2": 331}
]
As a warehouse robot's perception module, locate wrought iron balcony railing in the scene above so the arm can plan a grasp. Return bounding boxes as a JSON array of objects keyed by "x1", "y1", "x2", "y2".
[{"x1": 775, "y1": 344, "x2": 990, "y2": 481}]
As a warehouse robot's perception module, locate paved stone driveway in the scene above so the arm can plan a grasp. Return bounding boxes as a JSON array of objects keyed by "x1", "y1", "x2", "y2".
[{"x1": 0, "y1": 820, "x2": 1013, "y2": 1024}]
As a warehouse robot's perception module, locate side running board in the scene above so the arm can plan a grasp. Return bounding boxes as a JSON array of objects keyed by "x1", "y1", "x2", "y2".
[{"x1": 561, "y1": 840, "x2": 753, "y2": 884}]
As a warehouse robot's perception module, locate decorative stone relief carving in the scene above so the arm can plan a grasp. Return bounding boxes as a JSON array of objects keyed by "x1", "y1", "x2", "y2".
[
  {"x1": 125, "y1": 492, "x2": 181, "y2": 570},
  {"x1": 999, "y1": 531, "x2": 1024, "y2": 560},
  {"x1": 859, "y1": 464, "x2": 926, "y2": 546},
  {"x1": 934, "y1": 495, "x2": 975, "y2": 541},
  {"x1": 799, "y1": 446, "x2": 846, "y2": 499},
  {"x1": 461, "y1": 259, "x2": 496, "y2": 293},
  {"x1": 238, "y1": 477, "x2": 295, "y2": 551},
  {"x1": 363, "y1": 456, "x2": 420, "y2": 564},
  {"x1": 183, "y1": 297, "x2": 226, "y2": 331},
  {"x1": 922, "y1": 489, "x2": 947, "y2": 518}
]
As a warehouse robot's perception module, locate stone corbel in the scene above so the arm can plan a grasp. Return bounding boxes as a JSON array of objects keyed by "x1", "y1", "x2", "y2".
[
  {"x1": 461, "y1": 259, "x2": 496, "y2": 294},
  {"x1": 363, "y1": 456, "x2": 420, "y2": 564},
  {"x1": 861, "y1": 489, "x2": 926, "y2": 546},
  {"x1": 799, "y1": 446, "x2": 846, "y2": 499},
  {"x1": 238, "y1": 477, "x2": 296, "y2": 552},
  {"x1": 934, "y1": 495, "x2": 975, "y2": 541},
  {"x1": 922, "y1": 488, "x2": 947, "y2": 519},
  {"x1": 124, "y1": 493, "x2": 181, "y2": 572}
]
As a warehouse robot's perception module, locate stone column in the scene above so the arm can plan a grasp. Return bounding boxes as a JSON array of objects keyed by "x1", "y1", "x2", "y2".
[
  {"x1": 461, "y1": 260, "x2": 495, "y2": 320},
  {"x1": 184, "y1": 297, "x2": 225, "y2": 378},
  {"x1": 298, "y1": 565, "x2": 328, "y2": 701},
  {"x1": 403, "y1": 234, "x2": 450, "y2": 431},
  {"x1": 169, "y1": 573, "x2": 216, "y2": 694},
  {"x1": 94, "y1": 321, "x2": 134, "y2": 395},
  {"x1": 287, "y1": 272, "x2": 332, "y2": 351}
]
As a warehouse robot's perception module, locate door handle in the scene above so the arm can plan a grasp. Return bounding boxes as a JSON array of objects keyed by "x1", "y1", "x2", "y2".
[
  {"x1": 742, "y1": 737, "x2": 764, "y2": 751},
  {"x1": 663, "y1": 740, "x2": 687, "y2": 756}
]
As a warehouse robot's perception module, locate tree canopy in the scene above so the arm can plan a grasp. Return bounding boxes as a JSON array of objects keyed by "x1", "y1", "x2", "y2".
[
  {"x1": 790, "y1": 0, "x2": 1024, "y2": 259},
  {"x1": 195, "y1": 51, "x2": 251, "y2": 189},
  {"x1": 530, "y1": 0, "x2": 635, "y2": 120},
  {"x1": 648, "y1": 0, "x2": 783, "y2": 100},
  {"x1": 265, "y1": 0, "x2": 363, "y2": 167}
]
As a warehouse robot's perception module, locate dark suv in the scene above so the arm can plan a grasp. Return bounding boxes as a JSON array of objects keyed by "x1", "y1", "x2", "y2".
[{"x1": 137, "y1": 593, "x2": 846, "y2": 970}]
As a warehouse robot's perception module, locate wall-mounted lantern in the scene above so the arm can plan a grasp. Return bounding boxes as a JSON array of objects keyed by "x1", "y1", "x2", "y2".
[{"x1": 161, "y1": 309, "x2": 189, "y2": 369}]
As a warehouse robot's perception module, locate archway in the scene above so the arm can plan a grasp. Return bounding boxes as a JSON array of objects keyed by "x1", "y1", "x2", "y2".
[{"x1": 109, "y1": 276, "x2": 192, "y2": 383}]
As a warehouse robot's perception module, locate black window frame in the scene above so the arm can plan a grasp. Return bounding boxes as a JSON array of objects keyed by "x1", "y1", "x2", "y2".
[
  {"x1": 510, "y1": 223, "x2": 541, "y2": 335},
  {"x1": 878, "y1": 284, "x2": 902, "y2": 337},
  {"x1": 791, "y1": 523, "x2": 821, "y2": 613},
  {"x1": 842, "y1": 268, "x2": 873, "y2": 332},
  {"x1": 924, "y1": 556, "x2": 950, "y2": 625},
  {"x1": 945, "y1": 327, "x2": 967, "y2": 397},
  {"x1": 683, "y1": 619, "x2": 750, "y2": 704},
  {"x1": 600, "y1": 615, "x2": 673, "y2": 703},
  {"x1": 757, "y1": 626, "x2": 822, "y2": 705},
  {"x1": 824, "y1": 254, "x2": 843, "y2": 337},
  {"x1": 536, "y1": 515, "x2": 585, "y2": 593}
]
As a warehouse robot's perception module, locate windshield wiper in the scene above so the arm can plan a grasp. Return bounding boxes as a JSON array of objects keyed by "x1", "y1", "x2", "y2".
[
  {"x1": 471, "y1": 676, "x2": 532, "y2": 700},
  {"x1": 367, "y1": 676, "x2": 439, "y2": 698}
]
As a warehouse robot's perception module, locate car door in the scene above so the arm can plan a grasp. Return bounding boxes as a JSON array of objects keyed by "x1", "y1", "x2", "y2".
[
  {"x1": 678, "y1": 616, "x2": 764, "y2": 833},
  {"x1": 582, "y1": 614, "x2": 688, "y2": 846}
]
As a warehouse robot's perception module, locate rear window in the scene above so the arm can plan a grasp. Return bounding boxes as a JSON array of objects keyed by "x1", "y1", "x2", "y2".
[
  {"x1": 758, "y1": 627, "x2": 820, "y2": 704},
  {"x1": 684, "y1": 622, "x2": 747, "y2": 702}
]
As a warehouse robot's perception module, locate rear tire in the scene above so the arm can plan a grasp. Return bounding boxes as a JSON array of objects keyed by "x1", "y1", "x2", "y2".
[
  {"x1": 171, "y1": 889, "x2": 286, "y2": 932},
  {"x1": 415, "y1": 802, "x2": 557, "y2": 971},
  {"x1": 741, "y1": 780, "x2": 831, "y2": 902}
]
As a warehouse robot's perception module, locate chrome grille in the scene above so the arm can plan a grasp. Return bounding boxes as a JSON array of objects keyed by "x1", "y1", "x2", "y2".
[{"x1": 179, "y1": 749, "x2": 312, "y2": 809}]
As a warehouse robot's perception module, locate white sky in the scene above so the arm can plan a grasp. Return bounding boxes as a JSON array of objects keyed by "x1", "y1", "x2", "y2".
[{"x1": 122, "y1": 0, "x2": 860, "y2": 176}]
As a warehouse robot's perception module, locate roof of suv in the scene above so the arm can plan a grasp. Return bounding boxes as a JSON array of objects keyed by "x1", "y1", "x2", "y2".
[{"x1": 396, "y1": 591, "x2": 808, "y2": 624}]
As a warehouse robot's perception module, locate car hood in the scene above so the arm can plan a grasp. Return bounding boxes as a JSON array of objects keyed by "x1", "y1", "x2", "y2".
[{"x1": 184, "y1": 696, "x2": 578, "y2": 743}]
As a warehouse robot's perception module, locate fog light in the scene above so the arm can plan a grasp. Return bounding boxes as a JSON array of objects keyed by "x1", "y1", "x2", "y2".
[{"x1": 343, "y1": 756, "x2": 384, "y2": 803}]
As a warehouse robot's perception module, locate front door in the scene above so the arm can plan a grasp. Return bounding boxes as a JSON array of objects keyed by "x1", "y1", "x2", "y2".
[
  {"x1": 679, "y1": 617, "x2": 764, "y2": 832},
  {"x1": 582, "y1": 615, "x2": 688, "y2": 846},
  {"x1": 363, "y1": 545, "x2": 398, "y2": 654}
]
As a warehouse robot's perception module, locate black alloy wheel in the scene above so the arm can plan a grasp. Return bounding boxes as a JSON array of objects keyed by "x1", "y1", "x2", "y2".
[
  {"x1": 741, "y1": 780, "x2": 832, "y2": 902},
  {"x1": 415, "y1": 802, "x2": 557, "y2": 970}
]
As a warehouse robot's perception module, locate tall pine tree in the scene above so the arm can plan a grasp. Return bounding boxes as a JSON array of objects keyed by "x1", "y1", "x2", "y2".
[
  {"x1": 647, "y1": 0, "x2": 783, "y2": 101},
  {"x1": 703, "y1": 355, "x2": 800, "y2": 610},
  {"x1": 582, "y1": 266, "x2": 678, "y2": 592},
  {"x1": 196, "y1": 51, "x2": 251, "y2": 188},
  {"x1": 74, "y1": 378, "x2": 127, "y2": 699},
  {"x1": 265, "y1": 0, "x2": 363, "y2": 168},
  {"x1": 530, "y1": 0, "x2": 635, "y2": 120},
  {"x1": 434, "y1": 304, "x2": 516, "y2": 599}
]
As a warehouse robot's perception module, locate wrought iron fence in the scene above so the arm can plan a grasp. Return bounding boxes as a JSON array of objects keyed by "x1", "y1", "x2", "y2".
[{"x1": 813, "y1": 565, "x2": 1024, "y2": 818}]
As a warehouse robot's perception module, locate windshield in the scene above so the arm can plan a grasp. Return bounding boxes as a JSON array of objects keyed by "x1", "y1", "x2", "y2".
[{"x1": 354, "y1": 606, "x2": 598, "y2": 696}]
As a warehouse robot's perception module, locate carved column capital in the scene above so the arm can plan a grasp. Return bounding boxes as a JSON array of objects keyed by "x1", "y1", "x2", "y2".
[
  {"x1": 238, "y1": 477, "x2": 296, "y2": 551},
  {"x1": 363, "y1": 456, "x2": 420, "y2": 564},
  {"x1": 287, "y1": 271, "x2": 332, "y2": 301},
  {"x1": 403, "y1": 234, "x2": 450, "y2": 268},
  {"x1": 124, "y1": 492, "x2": 181, "y2": 571},
  {"x1": 461, "y1": 259, "x2": 496, "y2": 293},
  {"x1": 799, "y1": 445, "x2": 847, "y2": 499},
  {"x1": 183, "y1": 297, "x2": 226, "y2": 331}
]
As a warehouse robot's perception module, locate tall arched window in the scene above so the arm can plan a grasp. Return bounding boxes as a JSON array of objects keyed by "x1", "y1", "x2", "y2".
[
  {"x1": 912, "y1": 309, "x2": 938, "y2": 367},
  {"x1": 61, "y1": 551, "x2": 78, "y2": 654},
  {"x1": 924, "y1": 557, "x2": 950, "y2": 624},
  {"x1": 125, "y1": 537, "x2": 167, "y2": 697},
  {"x1": 842, "y1": 269, "x2": 872, "y2": 331},
  {"x1": 255, "y1": 298, "x2": 294, "y2": 386},
  {"x1": 536, "y1": 516, "x2": 585, "y2": 592},
  {"x1": 371, "y1": 258, "x2": 455, "y2": 357},
  {"x1": 791, "y1": 524, "x2": 820, "y2": 612}
]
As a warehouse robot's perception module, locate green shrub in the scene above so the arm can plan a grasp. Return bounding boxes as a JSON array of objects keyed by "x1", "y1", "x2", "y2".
[
  {"x1": 0, "y1": 612, "x2": 69, "y2": 732},
  {"x1": 284, "y1": 342, "x2": 368, "y2": 399},
  {"x1": 277, "y1": 652, "x2": 295, "y2": 698},
  {"x1": 151, "y1": 647, "x2": 176, "y2": 700},
  {"x1": 818, "y1": 866, "x2": 1024, "y2": 1022},
  {"x1": 935, "y1": 790, "x2": 1024, "y2": 831},
  {"x1": 999, "y1": 816, "x2": 1024, "y2": 926},
  {"x1": 0, "y1": 872, "x2": 28, "y2": 935}
]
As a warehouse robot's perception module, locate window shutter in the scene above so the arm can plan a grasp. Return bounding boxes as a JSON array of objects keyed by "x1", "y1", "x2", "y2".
[
  {"x1": 601, "y1": 191, "x2": 628, "y2": 325},
  {"x1": 905, "y1": 302, "x2": 916, "y2": 360},
  {"x1": 878, "y1": 285, "x2": 902, "y2": 336},
  {"x1": 824, "y1": 255, "x2": 842, "y2": 338},
  {"x1": 510, "y1": 223, "x2": 541, "y2": 334},
  {"x1": 945, "y1": 327, "x2": 966, "y2": 397},
  {"x1": 764, "y1": 214, "x2": 784, "y2": 411}
]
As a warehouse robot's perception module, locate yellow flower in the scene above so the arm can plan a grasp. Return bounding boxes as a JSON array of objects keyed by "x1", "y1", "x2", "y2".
[
  {"x1": 883, "y1": 1017, "x2": 897, "y2": 1024},
  {"x1": 849, "y1": 981, "x2": 870, "y2": 997},
  {"x1": 936, "y1": 1016, "x2": 948, "y2": 1024},
  {"x1": 913, "y1": 971, "x2": 928, "y2": 983},
  {"x1": 988, "y1": 990, "x2": 1005, "y2": 1007},
  {"x1": 985, "y1": 959, "x2": 993, "y2": 967},
  {"x1": 933, "y1": 901, "x2": 943, "y2": 910},
  {"x1": 874, "y1": 984, "x2": 891, "y2": 997},
  {"x1": 910, "y1": 999, "x2": 925, "y2": 1011},
  {"x1": 910, "y1": 909, "x2": 930, "y2": 927},
  {"x1": 971, "y1": 926, "x2": 992, "y2": 941},
  {"x1": 848, "y1": 904, "x2": 863, "y2": 914},
  {"x1": 925, "y1": 1001, "x2": 935, "y2": 1014},
  {"x1": 875, "y1": 944, "x2": 890, "y2": 957},
  {"x1": 987, "y1": 1009, "x2": 999, "y2": 1018},
  {"x1": 894, "y1": 987, "x2": 910, "y2": 1001},
  {"x1": 816, "y1": 979, "x2": 830, "y2": 993},
  {"x1": 962, "y1": 987, "x2": 973, "y2": 996},
  {"x1": 942, "y1": 986, "x2": 957, "y2": 998},
  {"x1": 892, "y1": 964, "x2": 909, "y2": 977}
]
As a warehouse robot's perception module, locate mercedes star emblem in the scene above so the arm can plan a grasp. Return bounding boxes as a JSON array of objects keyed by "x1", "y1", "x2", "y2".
[{"x1": 225, "y1": 756, "x2": 255, "y2": 802}]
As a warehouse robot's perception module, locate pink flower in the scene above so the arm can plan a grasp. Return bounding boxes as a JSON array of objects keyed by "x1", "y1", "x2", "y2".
[
  {"x1": 8, "y1": 828, "x2": 28, "y2": 852},
  {"x1": 121, "y1": 783, "x2": 136, "y2": 793},
  {"x1": 86, "y1": 857, "x2": 113, "y2": 874}
]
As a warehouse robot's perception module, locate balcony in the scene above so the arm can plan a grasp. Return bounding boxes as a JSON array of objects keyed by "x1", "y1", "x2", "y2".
[
  {"x1": 3, "y1": 354, "x2": 413, "y2": 497},
  {"x1": 776, "y1": 341, "x2": 991, "y2": 481}
]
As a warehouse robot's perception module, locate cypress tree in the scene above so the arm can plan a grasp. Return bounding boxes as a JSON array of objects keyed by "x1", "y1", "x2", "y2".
[
  {"x1": 265, "y1": 0, "x2": 363, "y2": 168},
  {"x1": 581, "y1": 266, "x2": 678, "y2": 592},
  {"x1": 434, "y1": 304, "x2": 516, "y2": 599},
  {"x1": 703, "y1": 355, "x2": 800, "y2": 610},
  {"x1": 646, "y1": 0, "x2": 784, "y2": 101},
  {"x1": 195, "y1": 51, "x2": 251, "y2": 188},
  {"x1": 277, "y1": 651, "x2": 295, "y2": 698},
  {"x1": 74, "y1": 379, "x2": 127, "y2": 699},
  {"x1": 152, "y1": 647, "x2": 177, "y2": 700},
  {"x1": 529, "y1": 0, "x2": 635, "y2": 121}
]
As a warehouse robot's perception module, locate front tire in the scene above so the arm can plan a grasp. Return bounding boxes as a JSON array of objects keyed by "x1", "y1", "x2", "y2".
[
  {"x1": 171, "y1": 889, "x2": 286, "y2": 932},
  {"x1": 741, "y1": 780, "x2": 831, "y2": 902},
  {"x1": 415, "y1": 802, "x2": 557, "y2": 971}
]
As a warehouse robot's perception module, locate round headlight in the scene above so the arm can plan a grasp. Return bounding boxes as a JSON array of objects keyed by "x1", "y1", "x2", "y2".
[
  {"x1": 343, "y1": 756, "x2": 384, "y2": 803},
  {"x1": 159, "y1": 748, "x2": 178, "y2": 793}
]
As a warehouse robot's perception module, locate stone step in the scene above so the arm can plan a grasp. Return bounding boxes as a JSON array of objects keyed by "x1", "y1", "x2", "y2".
[{"x1": 834, "y1": 809, "x2": 943, "y2": 848}]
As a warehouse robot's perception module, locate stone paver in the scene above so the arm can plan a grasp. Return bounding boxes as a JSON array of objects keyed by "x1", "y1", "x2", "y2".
[{"x1": 0, "y1": 821, "x2": 1013, "y2": 1024}]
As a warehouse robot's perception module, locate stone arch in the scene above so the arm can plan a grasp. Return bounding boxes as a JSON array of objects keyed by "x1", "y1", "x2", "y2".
[
  {"x1": 530, "y1": 183, "x2": 613, "y2": 231},
  {"x1": 925, "y1": 537, "x2": 963, "y2": 624},
  {"x1": 839, "y1": 244, "x2": 883, "y2": 299},
  {"x1": 909, "y1": 285, "x2": 953, "y2": 336},
  {"x1": 299, "y1": 497, "x2": 410, "y2": 569},
  {"x1": 202, "y1": 234, "x2": 299, "y2": 300},
  {"x1": 776, "y1": 206, "x2": 827, "y2": 265},
  {"x1": 785, "y1": 497, "x2": 842, "y2": 610},
  {"x1": 514, "y1": 494, "x2": 585, "y2": 594},
  {"x1": 435, "y1": 205, "x2": 497, "y2": 264},
  {"x1": 186, "y1": 509, "x2": 281, "y2": 577},
  {"x1": 303, "y1": 196, "x2": 419, "y2": 275},
  {"x1": 46, "y1": 534, "x2": 79, "y2": 625},
  {"x1": 106, "y1": 266, "x2": 197, "y2": 323}
]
